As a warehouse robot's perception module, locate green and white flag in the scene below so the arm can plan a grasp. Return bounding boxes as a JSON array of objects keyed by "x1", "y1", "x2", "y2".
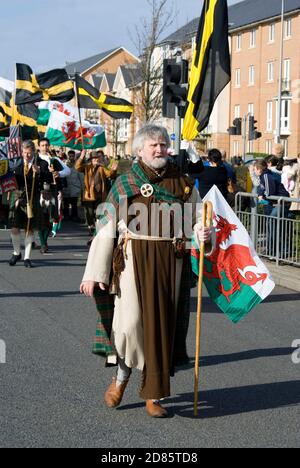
[
  {"x1": 45, "y1": 109, "x2": 106, "y2": 149},
  {"x1": 191, "y1": 186, "x2": 275, "y2": 323}
]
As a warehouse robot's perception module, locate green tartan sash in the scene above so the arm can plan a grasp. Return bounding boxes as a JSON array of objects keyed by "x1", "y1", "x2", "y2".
[{"x1": 98, "y1": 162, "x2": 183, "y2": 228}]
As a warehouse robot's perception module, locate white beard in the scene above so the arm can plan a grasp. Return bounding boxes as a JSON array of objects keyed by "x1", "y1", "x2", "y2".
[{"x1": 145, "y1": 157, "x2": 168, "y2": 170}]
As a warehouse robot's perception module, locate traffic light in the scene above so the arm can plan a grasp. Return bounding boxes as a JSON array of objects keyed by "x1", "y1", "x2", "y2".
[
  {"x1": 228, "y1": 117, "x2": 242, "y2": 135},
  {"x1": 249, "y1": 116, "x2": 262, "y2": 140},
  {"x1": 162, "y1": 59, "x2": 189, "y2": 118}
]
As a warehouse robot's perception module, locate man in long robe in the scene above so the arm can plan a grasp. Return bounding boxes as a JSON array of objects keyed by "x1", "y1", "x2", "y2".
[{"x1": 80, "y1": 125, "x2": 212, "y2": 418}]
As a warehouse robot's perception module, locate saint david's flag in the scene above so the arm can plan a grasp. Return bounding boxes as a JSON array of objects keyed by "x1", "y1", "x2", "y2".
[
  {"x1": 45, "y1": 110, "x2": 106, "y2": 150},
  {"x1": 191, "y1": 186, "x2": 275, "y2": 323},
  {"x1": 75, "y1": 74, "x2": 133, "y2": 120},
  {"x1": 182, "y1": 0, "x2": 231, "y2": 140},
  {"x1": 15, "y1": 63, "x2": 74, "y2": 105}
]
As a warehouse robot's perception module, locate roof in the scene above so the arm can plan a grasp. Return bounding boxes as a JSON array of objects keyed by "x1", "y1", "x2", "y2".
[
  {"x1": 160, "y1": 0, "x2": 300, "y2": 45},
  {"x1": 91, "y1": 74, "x2": 103, "y2": 90},
  {"x1": 65, "y1": 47, "x2": 122, "y2": 75},
  {"x1": 120, "y1": 64, "x2": 143, "y2": 88},
  {"x1": 229, "y1": 0, "x2": 300, "y2": 31},
  {"x1": 104, "y1": 73, "x2": 116, "y2": 91}
]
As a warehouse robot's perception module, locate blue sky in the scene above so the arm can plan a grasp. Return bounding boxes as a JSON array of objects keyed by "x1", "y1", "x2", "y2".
[{"x1": 1, "y1": 0, "x2": 239, "y2": 80}]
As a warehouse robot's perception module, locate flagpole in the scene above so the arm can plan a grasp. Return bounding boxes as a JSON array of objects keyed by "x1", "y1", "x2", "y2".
[
  {"x1": 73, "y1": 74, "x2": 85, "y2": 151},
  {"x1": 194, "y1": 201, "x2": 213, "y2": 417}
]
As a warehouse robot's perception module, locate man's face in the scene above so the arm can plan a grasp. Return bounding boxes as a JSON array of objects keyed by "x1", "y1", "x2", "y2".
[
  {"x1": 39, "y1": 141, "x2": 49, "y2": 155},
  {"x1": 68, "y1": 153, "x2": 75, "y2": 164},
  {"x1": 91, "y1": 157, "x2": 100, "y2": 167},
  {"x1": 254, "y1": 166, "x2": 262, "y2": 176},
  {"x1": 138, "y1": 138, "x2": 168, "y2": 170},
  {"x1": 22, "y1": 147, "x2": 34, "y2": 162}
]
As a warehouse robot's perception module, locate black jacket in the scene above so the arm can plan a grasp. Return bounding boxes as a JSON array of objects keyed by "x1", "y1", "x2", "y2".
[
  {"x1": 196, "y1": 165, "x2": 228, "y2": 199},
  {"x1": 12, "y1": 157, "x2": 53, "y2": 194}
]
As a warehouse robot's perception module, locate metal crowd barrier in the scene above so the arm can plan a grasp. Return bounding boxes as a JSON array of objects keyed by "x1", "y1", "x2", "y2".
[{"x1": 235, "y1": 192, "x2": 300, "y2": 267}]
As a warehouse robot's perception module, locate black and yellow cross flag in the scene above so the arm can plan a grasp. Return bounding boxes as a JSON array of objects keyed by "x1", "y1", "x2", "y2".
[
  {"x1": 0, "y1": 77, "x2": 39, "y2": 130},
  {"x1": 182, "y1": 0, "x2": 231, "y2": 140},
  {"x1": 15, "y1": 63, "x2": 74, "y2": 105},
  {"x1": 75, "y1": 75, "x2": 133, "y2": 120}
]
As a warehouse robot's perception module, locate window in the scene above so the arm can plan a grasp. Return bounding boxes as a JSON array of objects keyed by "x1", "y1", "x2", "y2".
[
  {"x1": 283, "y1": 59, "x2": 291, "y2": 80},
  {"x1": 282, "y1": 99, "x2": 290, "y2": 129},
  {"x1": 266, "y1": 101, "x2": 273, "y2": 131},
  {"x1": 283, "y1": 59, "x2": 291, "y2": 91},
  {"x1": 267, "y1": 62, "x2": 274, "y2": 82},
  {"x1": 162, "y1": 45, "x2": 170, "y2": 59},
  {"x1": 119, "y1": 119, "x2": 128, "y2": 139},
  {"x1": 269, "y1": 23, "x2": 275, "y2": 42},
  {"x1": 236, "y1": 34, "x2": 242, "y2": 51},
  {"x1": 234, "y1": 105, "x2": 240, "y2": 118},
  {"x1": 233, "y1": 141, "x2": 239, "y2": 156},
  {"x1": 250, "y1": 29, "x2": 257, "y2": 48},
  {"x1": 284, "y1": 18, "x2": 292, "y2": 39},
  {"x1": 266, "y1": 140, "x2": 273, "y2": 154},
  {"x1": 235, "y1": 69, "x2": 241, "y2": 87},
  {"x1": 276, "y1": 99, "x2": 291, "y2": 130},
  {"x1": 248, "y1": 103, "x2": 254, "y2": 116},
  {"x1": 249, "y1": 65, "x2": 255, "y2": 85},
  {"x1": 248, "y1": 141, "x2": 254, "y2": 153}
]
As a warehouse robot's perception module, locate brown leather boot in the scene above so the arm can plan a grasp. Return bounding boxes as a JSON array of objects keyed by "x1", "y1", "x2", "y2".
[
  {"x1": 104, "y1": 377, "x2": 130, "y2": 408},
  {"x1": 146, "y1": 400, "x2": 168, "y2": 418}
]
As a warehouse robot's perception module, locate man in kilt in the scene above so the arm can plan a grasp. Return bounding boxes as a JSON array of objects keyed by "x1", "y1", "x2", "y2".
[
  {"x1": 8, "y1": 140, "x2": 53, "y2": 268},
  {"x1": 38, "y1": 137, "x2": 71, "y2": 252},
  {"x1": 80, "y1": 125, "x2": 213, "y2": 418}
]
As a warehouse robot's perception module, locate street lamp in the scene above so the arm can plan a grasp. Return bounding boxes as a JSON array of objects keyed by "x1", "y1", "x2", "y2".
[{"x1": 275, "y1": 0, "x2": 285, "y2": 144}]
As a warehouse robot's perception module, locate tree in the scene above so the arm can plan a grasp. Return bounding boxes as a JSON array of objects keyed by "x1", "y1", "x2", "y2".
[
  {"x1": 130, "y1": 0, "x2": 176, "y2": 123},
  {"x1": 106, "y1": 119, "x2": 123, "y2": 159}
]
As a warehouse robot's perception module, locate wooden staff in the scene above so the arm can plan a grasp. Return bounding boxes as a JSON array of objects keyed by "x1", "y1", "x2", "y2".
[
  {"x1": 25, "y1": 152, "x2": 38, "y2": 235},
  {"x1": 194, "y1": 200, "x2": 213, "y2": 417},
  {"x1": 73, "y1": 74, "x2": 85, "y2": 151}
]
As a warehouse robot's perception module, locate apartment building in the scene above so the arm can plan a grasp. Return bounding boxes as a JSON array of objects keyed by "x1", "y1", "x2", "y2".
[
  {"x1": 100, "y1": 64, "x2": 143, "y2": 157},
  {"x1": 65, "y1": 47, "x2": 141, "y2": 157},
  {"x1": 158, "y1": 0, "x2": 300, "y2": 157}
]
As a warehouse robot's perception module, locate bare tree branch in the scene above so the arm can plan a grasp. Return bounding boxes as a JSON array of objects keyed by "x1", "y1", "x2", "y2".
[{"x1": 128, "y1": 0, "x2": 177, "y2": 122}]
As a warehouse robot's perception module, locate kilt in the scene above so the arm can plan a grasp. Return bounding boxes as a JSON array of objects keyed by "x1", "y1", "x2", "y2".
[
  {"x1": 8, "y1": 190, "x2": 49, "y2": 230},
  {"x1": 92, "y1": 287, "x2": 115, "y2": 360}
]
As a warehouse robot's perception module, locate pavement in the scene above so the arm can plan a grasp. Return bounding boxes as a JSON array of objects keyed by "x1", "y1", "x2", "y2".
[
  {"x1": 265, "y1": 260, "x2": 300, "y2": 292},
  {"x1": 0, "y1": 223, "x2": 300, "y2": 448}
]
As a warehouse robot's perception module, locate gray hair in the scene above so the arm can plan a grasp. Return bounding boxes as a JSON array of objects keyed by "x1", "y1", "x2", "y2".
[
  {"x1": 22, "y1": 140, "x2": 36, "y2": 151},
  {"x1": 132, "y1": 124, "x2": 170, "y2": 156}
]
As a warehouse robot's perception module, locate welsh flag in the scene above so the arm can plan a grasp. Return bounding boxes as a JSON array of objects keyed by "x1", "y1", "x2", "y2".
[
  {"x1": 37, "y1": 101, "x2": 82, "y2": 127},
  {"x1": 191, "y1": 186, "x2": 275, "y2": 323},
  {"x1": 45, "y1": 109, "x2": 106, "y2": 150}
]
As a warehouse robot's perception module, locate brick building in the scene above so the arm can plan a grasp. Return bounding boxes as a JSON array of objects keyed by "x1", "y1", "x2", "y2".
[{"x1": 157, "y1": 0, "x2": 300, "y2": 158}]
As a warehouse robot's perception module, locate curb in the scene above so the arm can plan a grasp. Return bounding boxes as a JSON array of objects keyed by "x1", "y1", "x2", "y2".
[{"x1": 264, "y1": 260, "x2": 300, "y2": 292}]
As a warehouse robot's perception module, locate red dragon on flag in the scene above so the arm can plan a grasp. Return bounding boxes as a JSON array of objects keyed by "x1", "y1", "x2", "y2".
[
  {"x1": 61, "y1": 121, "x2": 96, "y2": 146},
  {"x1": 191, "y1": 186, "x2": 275, "y2": 323},
  {"x1": 203, "y1": 214, "x2": 268, "y2": 303}
]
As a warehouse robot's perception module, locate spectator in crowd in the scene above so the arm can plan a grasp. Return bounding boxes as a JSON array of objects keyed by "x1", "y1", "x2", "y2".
[
  {"x1": 266, "y1": 155, "x2": 283, "y2": 185},
  {"x1": 63, "y1": 150, "x2": 84, "y2": 222},
  {"x1": 196, "y1": 148, "x2": 228, "y2": 200},
  {"x1": 220, "y1": 149, "x2": 237, "y2": 184},
  {"x1": 254, "y1": 159, "x2": 290, "y2": 256},
  {"x1": 75, "y1": 150, "x2": 117, "y2": 245},
  {"x1": 272, "y1": 143, "x2": 285, "y2": 160},
  {"x1": 283, "y1": 155, "x2": 300, "y2": 215}
]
